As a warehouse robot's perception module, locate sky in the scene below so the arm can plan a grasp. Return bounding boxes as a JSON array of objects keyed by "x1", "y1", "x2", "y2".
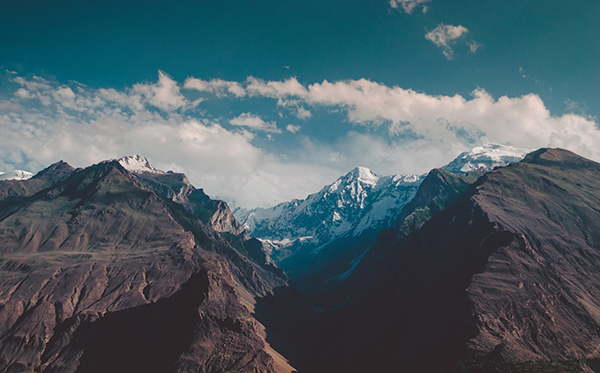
[{"x1": 0, "y1": 0, "x2": 599, "y2": 208}]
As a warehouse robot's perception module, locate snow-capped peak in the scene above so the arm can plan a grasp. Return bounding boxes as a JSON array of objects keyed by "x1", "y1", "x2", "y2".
[
  {"x1": 0, "y1": 170, "x2": 34, "y2": 181},
  {"x1": 348, "y1": 166, "x2": 380, "y2": 186},
  {"x1": 118, "y1": 155, "x2": 164, "y2": 174},
  {"x1": 443, "y1": 143, "x2": 531, "y2": 174}
]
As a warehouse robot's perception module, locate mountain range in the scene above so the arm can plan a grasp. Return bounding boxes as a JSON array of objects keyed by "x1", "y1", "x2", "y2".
[
  {"x1": 3, "y1": 146, "x2": 600, "y2": 372},
  {"x1": 233, "y1": 144, "x2": 530, "y2": 293}
]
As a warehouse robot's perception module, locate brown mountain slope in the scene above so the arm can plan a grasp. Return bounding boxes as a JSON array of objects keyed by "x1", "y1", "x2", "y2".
[
  {"x1": 0, "y1": 160, "x2": 292, "y2": 373},
  {"x1": 0, "y1": 161, "x2": 75, "y2": 203},
  {"x1": 317, "y1": 148, "x2": 600, "y2": 372}
]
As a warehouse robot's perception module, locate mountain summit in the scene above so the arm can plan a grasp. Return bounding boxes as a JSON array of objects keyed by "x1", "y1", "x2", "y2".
[{"x1": 118, "y1": 154, "x2": 165, "y2": 174}]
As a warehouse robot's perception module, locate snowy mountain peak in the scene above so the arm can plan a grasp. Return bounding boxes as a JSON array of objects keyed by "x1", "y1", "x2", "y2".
[
  {"x1": 0, "y1": 170, "x2": 34, "y2": 181},
  {"x1": 443, "y1": 143, "x2": 530, "y2": 174},
  {"x1": 347, "y1": 166, "x2": 379, "y2": 186},
  {"x1": 118, "y1": 155, "x2": 164, "y2": 174}
]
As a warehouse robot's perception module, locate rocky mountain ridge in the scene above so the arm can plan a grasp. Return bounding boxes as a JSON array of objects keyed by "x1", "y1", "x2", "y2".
[
  {"x1": 0, "y1": 158, "x2": 298, "y2": 373},
  {"x1": 313, "y1": 148, "x2": 600, "y2": 372}
]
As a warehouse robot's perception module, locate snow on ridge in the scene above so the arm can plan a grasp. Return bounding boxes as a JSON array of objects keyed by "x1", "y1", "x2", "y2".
[
  {"x1": 118, "y1": 155, "x2": 165, "y2": 174},
  {"x1": 443, "y1": 143, "x2": 531, "y2": 174},
  {"x1": 467, "y1": 143, "x2": 531, "y2": 161},
  {"x1": 0, "y1": 170, "x2": 34, "y2": 181}
]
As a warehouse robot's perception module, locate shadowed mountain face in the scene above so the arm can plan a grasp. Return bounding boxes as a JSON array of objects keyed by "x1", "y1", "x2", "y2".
[
  {"x1": 0, "y1": 160, "x2": 294, "y2": 373},
  {"x1": 315, "y1": 148, "x2": 600, "y2": 372}
]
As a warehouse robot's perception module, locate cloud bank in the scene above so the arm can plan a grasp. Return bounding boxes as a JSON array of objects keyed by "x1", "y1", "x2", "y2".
[{"x1": 1, "y1": 71, "x2": 599, "y2": 208}]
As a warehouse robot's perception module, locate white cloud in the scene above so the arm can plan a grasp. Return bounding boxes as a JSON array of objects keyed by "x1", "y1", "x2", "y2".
[
  {"x1": 184, "y1": 77, "x2": 246, "y2": 98},
  {"x1": 15, "y1": 88, "x2": 31, "y2": 99},
  {"x1": 467, "y1": 40, "x2": 482, "y2": 54},
  {"x1": 425, "y1": 24, "x2": 469, "y2": 59},
  {"x1": 5, "y1": 72, "x2": 600, "y2": 209},
  {"x1": 295, "y1": 106, "x2": 312, "y2": 120},
  {"x1": 286, "y1": 124, "x2": 301, "y2": 133},
  {"x1": 276, "y1": 98, "x2": 313, "y2": 120},
  {"x1": 0, "y1": 101, "x2": 20, "y2": 110},
  {"x1": 230, "y1": 113, "x2": 282, "y2": 133},
  {"x1": 389, "y1": 0, "x2": 431, "y2": 14},
  {"x1": 223, "y1": 77, "x2": 600, "y2": 165},
  {"x1": 246, "y1": 77, "x2": 308, "y2": 98},
  {"x1": 132, "y1": 70, "x2": 191, "y2": 111},
  {"x1": 519, "y1": 67, "x2": 528, "y2": 78}
]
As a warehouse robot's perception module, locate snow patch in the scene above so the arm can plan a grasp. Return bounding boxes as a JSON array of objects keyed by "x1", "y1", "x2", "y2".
[
  {"x1": 118, "y1": 155, "x2": 165, "y2": 174},
  {"x1": 0, "y1": 170, "x2": 34, "y2": 180}
]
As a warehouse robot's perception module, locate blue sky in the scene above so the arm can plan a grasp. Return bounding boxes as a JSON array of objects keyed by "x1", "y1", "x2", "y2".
[{"x1": 1, "y1": 0, "x2": 599, "y2": 207}]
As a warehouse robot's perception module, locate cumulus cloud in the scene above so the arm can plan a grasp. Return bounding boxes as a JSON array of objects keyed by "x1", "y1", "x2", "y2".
[
  {"x1": 286, "y1": 124, "x2": 301, "y2": 133},
  {"x1": 15, "y1": 88, "x2": 31, "y2": 99},
  {"x1": 132, "y1": 70, "x2": 192, "y2": 111},
  {"x1": 230, "y1": 113, "x2": 282, "y2": 133},
  {"x1": 389, "y1": 0, "x2": 431, "y2": 14},
  {"x1": 0, "y1": 74, "x2": 339, "y2": 208},
  {"x1": 213, "y1": 76, "x2": 600, "y2": 164},
  {"x1": 425, "y1": 24, "x2": 469, "y2": 59}
]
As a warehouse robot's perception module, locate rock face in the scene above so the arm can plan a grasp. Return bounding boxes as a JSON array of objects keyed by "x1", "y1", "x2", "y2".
[
  {"x1": 0, "y1": 160, "x2": 292, "y2": 373},
  {"x1": 315, "y1": 148, "x2": 600, "y2": 372},
  {"x1": 395, "y1": 168, "x2": 480, "y2": 235}
]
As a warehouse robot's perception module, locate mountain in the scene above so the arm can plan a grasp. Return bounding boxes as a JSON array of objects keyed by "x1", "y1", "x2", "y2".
[
  {"x1": 0, "y1": 161, "x2": 75, "y2": 202},
  {"x1": 314, "y1": 148, "x2": 600, "y2": 372},
  {"x1": 234, "y1": 144, "x2": 528, "y2": 294},
  {"x1": 234, "y1": 167, "x2": 422, "y2": 293},
  {"x1": 235, "y1": 166, "x2": 421, "y2": 249},
  {"x1": 0, "y1": 157, "x2": 306, "y2": 373},
  {"x1": 395, "y1": 167, "x2": 481, "y2": 235}
]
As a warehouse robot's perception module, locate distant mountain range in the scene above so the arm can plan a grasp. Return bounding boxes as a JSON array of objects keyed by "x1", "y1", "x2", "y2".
[
  {"x1": 4, "y1": 146, "x2": 600, "y2": 373},
  {"x1": 233, "y1": 144, "x2": 530, "y2": 292}
]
